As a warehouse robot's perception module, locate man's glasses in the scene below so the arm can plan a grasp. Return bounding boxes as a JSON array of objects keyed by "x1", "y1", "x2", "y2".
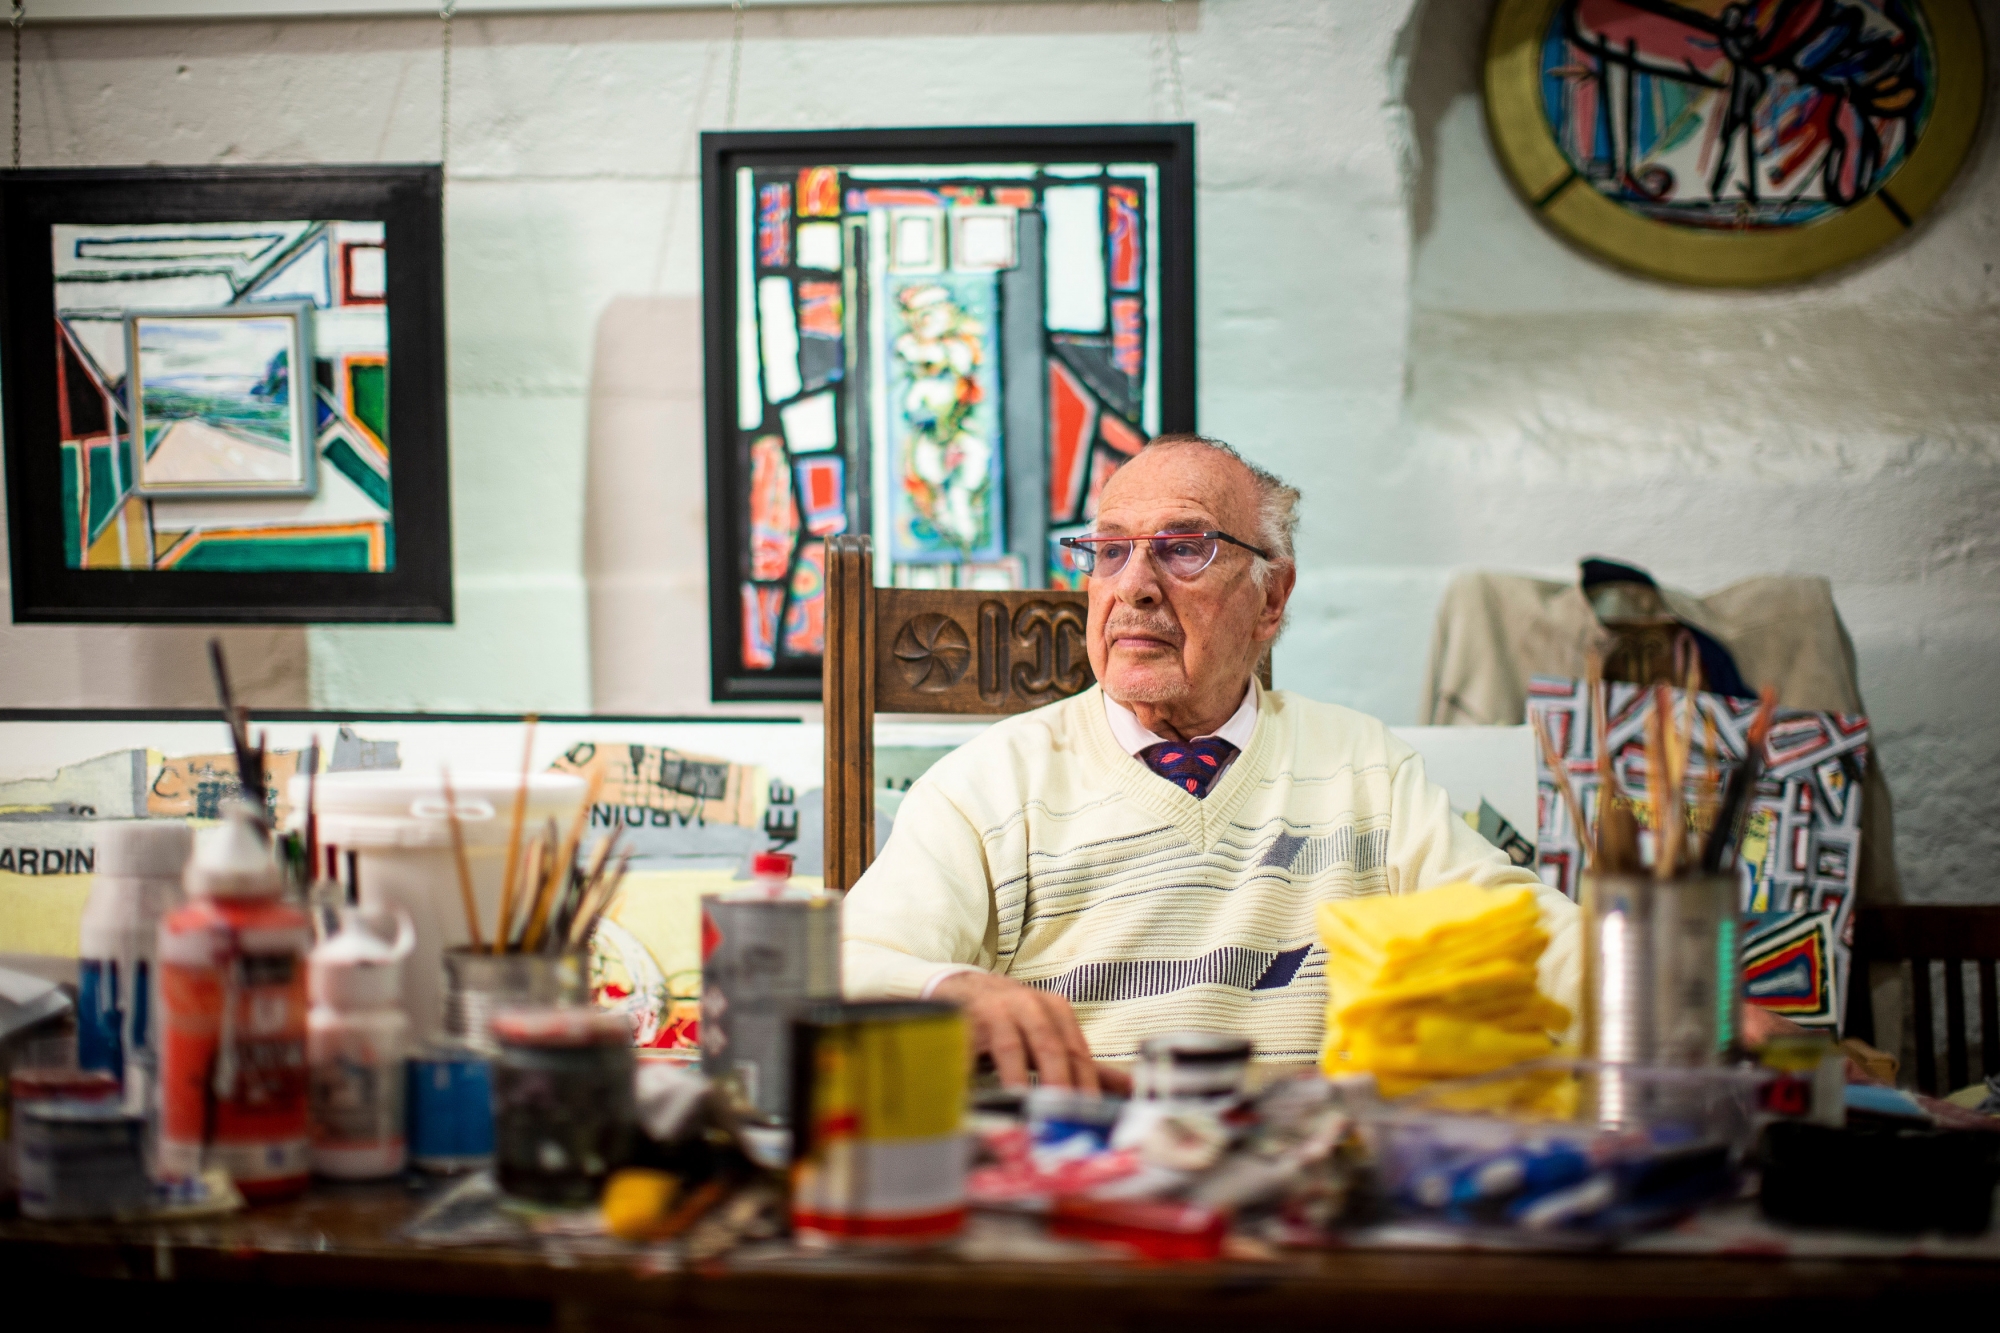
[{"x1": 1056, "y1": 530, "x2": 1272, "y2": 580}]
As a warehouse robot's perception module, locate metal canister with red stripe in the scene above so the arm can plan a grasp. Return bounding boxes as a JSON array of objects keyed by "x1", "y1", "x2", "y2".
[{"x1": 787, "y1": 1000, "x2": 967, "y2": 1247}]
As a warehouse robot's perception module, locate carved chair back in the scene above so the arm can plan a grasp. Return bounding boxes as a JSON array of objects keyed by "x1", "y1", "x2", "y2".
[{"x1": 822, "y1": 534, "x2": 1094, "y2": 891}]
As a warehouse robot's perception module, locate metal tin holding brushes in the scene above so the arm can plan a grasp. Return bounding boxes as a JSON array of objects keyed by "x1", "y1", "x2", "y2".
[{"x1": 1581, "y1": 872, "x2": 1740, "y2": 1129}]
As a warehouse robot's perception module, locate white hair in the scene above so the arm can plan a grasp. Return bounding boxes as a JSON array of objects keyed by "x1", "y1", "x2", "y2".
[{"x1": 1141, "y1": 433, "x2": 1301, "y2": 588}]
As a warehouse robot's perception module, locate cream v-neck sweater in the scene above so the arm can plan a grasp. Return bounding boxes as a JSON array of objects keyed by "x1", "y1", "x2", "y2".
[{"x1": 842, "y1": 685, "x2": 1580, "y2": 1061}]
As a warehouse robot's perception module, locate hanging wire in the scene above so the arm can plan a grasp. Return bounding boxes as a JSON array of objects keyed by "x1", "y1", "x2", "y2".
[
  {"x1": 12, "y1": 3, "x2": 25, "y2": 170},
  {"x1": 724, "y1": 0, "x2": 744, "y2": 130},
  {"x1": 1161, "y1": 0, "x2": 1186, "y2": 122},
  {"x1": 440, "y1": 1, "x2": 455, "y2": 167}
]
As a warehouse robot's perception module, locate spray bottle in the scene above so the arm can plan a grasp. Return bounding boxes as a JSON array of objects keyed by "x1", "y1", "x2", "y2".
[
  {"x1": 157, "y1": 800, "x2": 314, "y2": 1200},
  {"x1": 308, "y1": 907, "x2": 414, "y2": 1178}
]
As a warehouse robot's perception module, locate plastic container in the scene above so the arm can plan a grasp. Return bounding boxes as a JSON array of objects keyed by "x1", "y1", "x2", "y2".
[
  {"x1": 308, "y1": 907, "x2": 415, "y2": 1179},
  {"x1": 491, "y1": 1007, "x2": 636, "y2": 1205},
  {"x1": 78, "y1": 821, "x2": 191, "y2": 1101},
  {"x1": 297, "y1": 771, "x2": 587, "y2": 1041},
  {"x1": 157, "y1": 802, "x2": 314, "y2": 1201},
  {"x1": 1359, "y1": 1060, "x2": 1769, "y2": 1241}
]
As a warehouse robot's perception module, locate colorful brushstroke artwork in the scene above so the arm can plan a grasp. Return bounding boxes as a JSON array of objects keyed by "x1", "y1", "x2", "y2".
[
  {"x1": 711, "y1": 133, "x2": 1190, "y2": 697},
  {"x1": 1111, "y1": 296, "x2": 1144, "y2": 380},
  {"x1": 1107, "y1": 184, "x2": 1143, "y2": 291},
  {"x1": 885, "y1": 274, "x2": 1004, "y2": 563},
  {"x1": 783, "y1": 539, "x2": 829, "y2": 656},
  {"x1": 796, "y1": 455, "x2": 846, "y2": 537},
  {"x1": 1485, "y1": 0, "x2": 1984, "y2": 285},
  {"x1": 1527, "y1": 677, "x2": 1869, "y2": 1029},
  {"x1": 741, "y1": 582, "x2": 782, "y2": 670},
  {"x1": 757, "y1": 182, "x2": 792, "y2": 269},
  {"x1": 797, "y1": 166, "x2": 840, "y2": 218},
  {"x1": 48, "y1": 220, "x2": 395, "y2": 572},
  {"x1": 1047, "y1": 358, "x2": 1097, "y2": 522},
  {"x1": 746, "y1": 434, "x2": 797, "y2": 582}
]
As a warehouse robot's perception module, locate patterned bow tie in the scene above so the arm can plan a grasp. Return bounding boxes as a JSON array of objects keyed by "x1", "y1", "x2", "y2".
[{"x1": 1138, "y1": 736, "x2": 1239, "y2": 799}]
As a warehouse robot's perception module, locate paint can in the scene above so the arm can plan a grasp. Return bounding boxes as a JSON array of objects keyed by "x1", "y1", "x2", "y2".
[
  {"x1": 701, "y1": 857, "x2": 841, "y2": 1125},
  {"x1": 788, "y1": 1000, "x2": 967, "y2": 1248},
  {"x1": 16, "y1": 1103, "x2": 151, "y2": 1220},
  {"x1": 491, "y1": 1007, "x2": 637, "y2": 1205},
  {"x1": 407, "y1": 1042, "x2": 495, "y2": 1173},
  {"x1": 1132, "y1": 1031, "x2": 1252, "y2": 1105},
  {"x1": 157, "y1": 805, "x2": 314, "y2": 1201}
]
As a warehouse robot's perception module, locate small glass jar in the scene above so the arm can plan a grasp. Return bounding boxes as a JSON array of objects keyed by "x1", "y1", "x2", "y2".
[{"x1": 490, "y1": 1007, "x2": 635, "y2": 1205}]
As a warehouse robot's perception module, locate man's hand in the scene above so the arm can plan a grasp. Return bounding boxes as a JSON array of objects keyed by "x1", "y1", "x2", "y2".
[
  {"x1": 1741, "y1": 1000, "x2": 1806, "y2": 1047},
  {"x1": 931, "y1": 970, "x2": 1130, "y2": 1094}
]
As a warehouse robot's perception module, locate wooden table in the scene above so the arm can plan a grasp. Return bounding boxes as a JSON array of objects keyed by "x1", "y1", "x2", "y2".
[{"x1": 5, "y1": 1181, "x2": 1999, "y2": 1331}]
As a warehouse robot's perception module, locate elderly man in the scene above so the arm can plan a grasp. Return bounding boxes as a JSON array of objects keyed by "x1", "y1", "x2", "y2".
[{"x1": 841, "y1": 435, "x2": 1581, "y2": 1089}]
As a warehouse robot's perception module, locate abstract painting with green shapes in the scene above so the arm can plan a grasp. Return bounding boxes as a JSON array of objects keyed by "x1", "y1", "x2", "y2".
[{"x1": 51, "y1": 219, "x2": 395, "y2": 572}]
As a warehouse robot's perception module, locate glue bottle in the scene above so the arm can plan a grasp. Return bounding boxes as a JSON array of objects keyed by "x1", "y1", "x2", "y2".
[
  {"x1": 157, "y1": 800, "x2": 314, "y2": 1200},
  {"x1": 78, "y1": 821, "x2": 192, "y2": 1110},
  {"x1": 308, "y1": 907, "x2": 414, "y2": 1179}
]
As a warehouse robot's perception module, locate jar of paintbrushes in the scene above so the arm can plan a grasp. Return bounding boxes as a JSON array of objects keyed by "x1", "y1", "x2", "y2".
[{"x1": 1535, "y1": 655, "x2": 1780, "y2": 1130}]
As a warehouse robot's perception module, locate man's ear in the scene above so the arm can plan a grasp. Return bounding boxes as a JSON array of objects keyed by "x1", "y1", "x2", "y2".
[{"x1": 1255, "y1": 564, "x2": 1296, "y2": 640}]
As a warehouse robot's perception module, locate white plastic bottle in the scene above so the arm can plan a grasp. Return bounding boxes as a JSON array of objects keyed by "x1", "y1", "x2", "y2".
[
  {"x1": 78, "y1": 821, "x2": 193, "y2": 1110},
  {"x1": 307, "y1": 907, "x2": 414, "y2": 1179}
]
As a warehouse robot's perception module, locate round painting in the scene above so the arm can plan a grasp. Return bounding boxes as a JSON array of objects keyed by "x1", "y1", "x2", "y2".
[{"x1": 1485, "y1": 0, "x2": 1985, "y2": 285}]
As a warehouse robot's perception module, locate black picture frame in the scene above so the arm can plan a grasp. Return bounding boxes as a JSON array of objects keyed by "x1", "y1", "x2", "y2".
[
  {"x1": 702, "y1": 125, "x2": 1196, "y2": 703},
  {"x1": 2, "y1": 165, "x2": 451, "y2": 623}
]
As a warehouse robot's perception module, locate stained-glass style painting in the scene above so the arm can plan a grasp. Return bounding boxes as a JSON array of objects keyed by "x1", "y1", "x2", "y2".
[
  {"x1": 1527, "y1": 677, "x2": 1871, "y2": 1030},
  {"x1": 704, "y1": 127, "x2": 1195, "y2": 699},
  {"x1": 1485, "y1": 0, "x2": 1983, "y2": 285},
  {"x1": 49, "y1": 220, "x2": 394, "y2": 573}
]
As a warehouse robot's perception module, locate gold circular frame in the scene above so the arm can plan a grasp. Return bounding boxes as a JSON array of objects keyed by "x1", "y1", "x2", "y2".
[{"x1": 1485, "y1": 0, "x2": 1986, "y2": 286}]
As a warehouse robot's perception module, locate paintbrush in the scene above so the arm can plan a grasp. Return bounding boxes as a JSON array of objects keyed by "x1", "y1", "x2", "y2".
[
  {"x1": 569, "y1": 847, "x2": 632, "y2": 950},
  {"x1": 1532, "y1": 706, "x2": 1591, "y2": 870},
  {"x1": 1589, "y1": 654, "x2": 1640, "y2": 875},
  {"x1": 441, "y1": 767, "x2": 484, "y2": 951},
  {"x1": 494, "y1": 713, "x2": 540, "y2": 954},
  {"x1": 1650, "y1": 687, "x2": 1686, "y2": 879},
  {"x1": 207, "y1": 638, "x2": 266, "y2": 824},
  {"x1": 551, "y1": 833, "x2": 618, "y2": 949},
  {"x1": 302, "y1": 736, "x2": 320, "y2": 888},
  {"x1": 523, "y1": 767, "x2": 605, "y2": 952},
  {"x1": 520, "y1": 817, "x2": 564, "y2": 952},
  {"x1": 1701, "y1": 686, "x2": 1780, "y2": 873}
]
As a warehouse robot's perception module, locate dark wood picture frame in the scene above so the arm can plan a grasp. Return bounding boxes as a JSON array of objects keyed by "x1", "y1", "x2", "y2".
[
  {"x1": 701, "y1": 125, "x2": 1196, "y2": 703},
  {"x1": 2, "y1": 165, "x2": 451, "y2": 623}
]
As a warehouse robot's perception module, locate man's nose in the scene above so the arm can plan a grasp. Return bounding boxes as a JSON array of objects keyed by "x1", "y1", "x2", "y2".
[{"x1": 1108, "y1": 543, "x2": 1165, "y2": 604}]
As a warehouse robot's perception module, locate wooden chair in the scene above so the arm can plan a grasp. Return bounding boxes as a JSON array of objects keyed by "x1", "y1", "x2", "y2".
[
  {"x1": 1846, "y1": 905, "x2": 2000, "y2": 1095},
  {"x1": 820, "y1": 534, "x2": 1271, "y2": 891}
]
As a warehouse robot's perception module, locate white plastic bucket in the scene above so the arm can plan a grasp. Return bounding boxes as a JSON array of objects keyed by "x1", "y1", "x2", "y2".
[{"x1": 296, "y1": 771, "x2": 589, "y2": 1040}]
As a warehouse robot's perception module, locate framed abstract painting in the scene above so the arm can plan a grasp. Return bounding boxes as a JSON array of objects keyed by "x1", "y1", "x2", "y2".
[
  {"x1": 1, "y1": 165, "x2": 451, "y2": 622},
  {"x1": 701, "y1": 125, "x2": 1196, "y2": 702},
  {"x1": 1485, "y1": 0, "x2": 1984, "y2": 285}
]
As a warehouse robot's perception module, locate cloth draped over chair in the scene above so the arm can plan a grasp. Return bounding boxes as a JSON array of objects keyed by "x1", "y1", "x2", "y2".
[{"x1": 1418, "y1": 567, "x2": 1899, "y2": 906}]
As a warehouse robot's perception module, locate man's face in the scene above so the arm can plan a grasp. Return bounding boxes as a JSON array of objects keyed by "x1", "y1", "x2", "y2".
[{"x1": 1085, "y1": 445, "x2": 1293, "y2": 711}]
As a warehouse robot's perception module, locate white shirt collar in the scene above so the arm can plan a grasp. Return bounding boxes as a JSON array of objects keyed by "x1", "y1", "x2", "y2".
[{"x1": 1102, "y1": 678, "x2": 1260, "y2": 758}]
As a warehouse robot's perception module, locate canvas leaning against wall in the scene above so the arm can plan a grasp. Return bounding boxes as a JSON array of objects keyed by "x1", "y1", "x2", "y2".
[
  {"x1": 1, "y1": 167, "x2": 451, "y2": 623},
  {"x1": 701, "y1": 126, "x2": 1197, "y2": 701}
]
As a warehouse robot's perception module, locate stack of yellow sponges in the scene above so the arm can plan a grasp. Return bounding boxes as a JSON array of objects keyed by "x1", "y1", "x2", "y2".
[{"x1": 1318, "y1": 882, "x2": 1570, "y2": 1099}]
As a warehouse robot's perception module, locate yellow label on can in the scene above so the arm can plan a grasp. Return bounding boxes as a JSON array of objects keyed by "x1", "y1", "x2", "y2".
[{"x1": 810, "y1": 1009, "x2": 964, "y2": 1143}]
